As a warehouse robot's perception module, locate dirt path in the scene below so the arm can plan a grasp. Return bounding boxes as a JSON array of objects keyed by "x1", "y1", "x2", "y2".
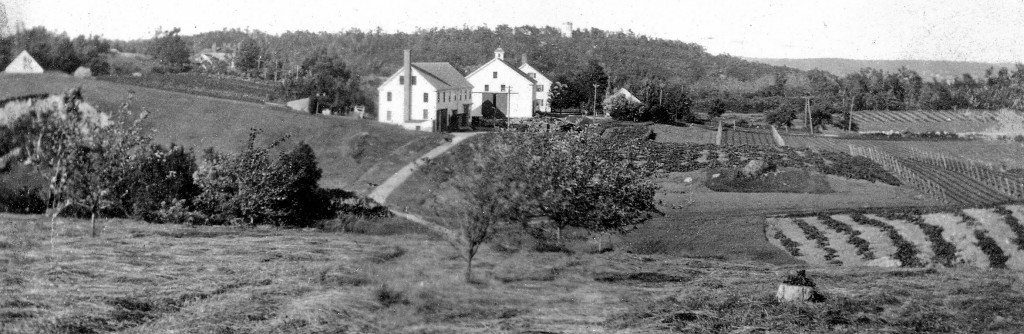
[{"x1": 368, "y1": 132, "x2": 480, "y2": 204}]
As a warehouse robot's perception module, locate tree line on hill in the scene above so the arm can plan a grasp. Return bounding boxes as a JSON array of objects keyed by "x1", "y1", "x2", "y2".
[
  {"x1": 0, "y1": 26, "x2": 113, "y2": 74},
  {"x1": 5, "y1": 25, "x2": 1023, "y2": 126}
]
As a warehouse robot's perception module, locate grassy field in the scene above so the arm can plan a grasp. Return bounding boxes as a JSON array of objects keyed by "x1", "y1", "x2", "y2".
[
  {"x1": 2, "y1": 215, "x2": 1023, "y2": 333},
  {"x1": 99, "y1": 73, "x2": 282, "y2": 104},
  {"x1": 0, "y1": 73, "x2": 443, "y2": 191}
]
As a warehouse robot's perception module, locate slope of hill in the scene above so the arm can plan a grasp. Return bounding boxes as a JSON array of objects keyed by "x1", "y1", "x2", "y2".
[
  {"x1": 0, "y1": 73, "x2": 445, "y2": 192},
  {"x1": 745, "y1": 57, "x2": 1017, "y2": 80}
]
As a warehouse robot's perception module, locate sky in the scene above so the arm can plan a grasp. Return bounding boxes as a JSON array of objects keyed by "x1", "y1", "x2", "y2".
[{"x1": 2, "y1": 0, "x2": 1023, "y2": 63}]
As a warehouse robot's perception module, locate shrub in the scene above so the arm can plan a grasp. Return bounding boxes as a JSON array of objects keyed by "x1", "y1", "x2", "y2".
[
  {"x1": 0, "y1": 186, "x2": 46, "y2": 214},
  {"x1": 193, "y1": 131, "x2": 330, "y2": 227},
  {"x1": 606, "y1": 95, "x2": 645, "y2": 122},
  {"x1": 113, "y1": 144, "x2": 199, "y2": 222}
]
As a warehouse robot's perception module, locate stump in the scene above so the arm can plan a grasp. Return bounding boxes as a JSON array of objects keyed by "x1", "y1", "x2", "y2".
[
  {"x1": 776, "y1": 269, "x2": 825, "y2": 302},
  {"x1": 776, "y1": 283, "x2": 816, "y2": 302}
]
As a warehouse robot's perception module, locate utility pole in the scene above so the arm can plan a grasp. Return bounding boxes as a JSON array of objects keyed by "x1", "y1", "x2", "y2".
[
  {"x1": 592, "y1": 83, "x2": 600, "y2": 117},
  {"x1": 659, "y1": 82, "x2": 665, "y2": 105},
  {"x1": 848, "y1": 100, "x2": 854, "y2": 132},
  {"x1": 803, "y1": 96, "x2": 813, "y2": 135}
]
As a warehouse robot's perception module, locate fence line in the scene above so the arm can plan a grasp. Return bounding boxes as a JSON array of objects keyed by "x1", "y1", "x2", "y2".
[
  {"x1": 849, "y1": 144, "x2": 951, "y2": 204},
  {"x1": 905, "y1": 146, "x2": 1024, "y2": 199}
]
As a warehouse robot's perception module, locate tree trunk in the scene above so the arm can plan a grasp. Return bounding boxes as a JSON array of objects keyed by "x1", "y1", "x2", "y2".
[
  {"x1": 464, "y1": 252, "x2": 474, "y2": 283},
  {"x1": 91, "y1": 212, "x2": 97, "y2": 238}
]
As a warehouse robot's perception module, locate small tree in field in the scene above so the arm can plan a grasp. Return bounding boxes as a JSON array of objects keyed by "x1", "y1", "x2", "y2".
[
  {"x1": 27, "y1": 89, "x2": 148, "y2": 238},
  {"x1": 443, "y1": 135, "x2": 531, "y2": 282},
  {"x1": 433, "y1": 127, "x2": 659, "y2": 282},
  {"x1": 522, "y1": 126, "x2": 659, "y2": 243}
]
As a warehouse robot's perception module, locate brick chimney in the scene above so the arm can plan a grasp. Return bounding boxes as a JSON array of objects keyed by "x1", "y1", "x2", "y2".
[
  {"x1": 403, "y1": 50, "x2": 412, "y2": 122},
  {"x1": 521, "y1": 54, "x2": 528, "y2": 65}
]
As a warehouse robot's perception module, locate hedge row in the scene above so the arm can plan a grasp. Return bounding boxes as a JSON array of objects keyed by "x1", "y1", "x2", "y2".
[
  {"x1": 850, "y1": 213, "x2": 922, "y2": 267},
  {"x1": 957, "y1": 212, "x2": 1009, "y2": 269},
  {"x1": 793, "y1": 219, "x2": 841, "y2": 264},
  {"x1": 973, "y1": 230, "x2": 1010, "y2": 269},
  {"x1": 816, "y1": 214, "x2": 874, "y2": 260},
  {"x1": 773, "y1": 230, "x2": 802, "y2": 257},
  {"x1": 993, "y1": 206, "x2": 1024, "y2": 251},
  {"x1": 877, "y1": 210, "x2": 957, "y2": 267}
]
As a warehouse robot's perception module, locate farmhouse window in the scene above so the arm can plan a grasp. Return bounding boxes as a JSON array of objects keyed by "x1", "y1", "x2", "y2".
[
  {"x1": 399, "y1": 76, "x2": 403, "y2": 84},
  {"x1": 501, "y1": 85, "x2": 506, "y2": 92},
  {"x1": 388, "y1": 92, "x2": 393, "y2": 101},
  {"x1": 423, "y1": 109, "x2": 429, "y2": 119},
  {"x1": 484, "y1": 85, "x2": 489, "y2": 91},
  {"x1": 424, "y1": 93, "x2": 429, "y2": 102},
  {"x1": 493, "y1": 71, "x2": 498, "y2": 78},
  {"x1": 536, "y1": 85, "x2": 544, "y2": 92},
  {"x1": 411, "y1": 76, "x2": 417, "y2": 85},
  {"x1": 386, "y1": 110, "x2": 391, "y2": 120}
]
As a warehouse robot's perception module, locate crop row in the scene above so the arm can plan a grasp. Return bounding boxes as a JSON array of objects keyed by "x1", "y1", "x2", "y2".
[
  {"x1": 770, "y1": 206, "x2": 1024, "y2": 269},
  {"x1": 793, "y1": 219, "x2": 840, "y2": 264},
  {"x1": 721, "y1": 129, "x2": 775, "y2": 147},
  {"x1": 854, "y1": 110, "x2": 1003, "y2": 123}
]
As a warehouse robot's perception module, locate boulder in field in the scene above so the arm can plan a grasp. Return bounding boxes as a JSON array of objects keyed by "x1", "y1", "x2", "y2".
[{"x1": 742, "y1": 160, "x2": 769, "y2": 177}]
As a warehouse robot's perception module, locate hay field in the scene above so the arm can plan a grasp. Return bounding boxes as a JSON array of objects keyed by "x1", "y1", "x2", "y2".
[
  {"x1": 0, "y1": 73, "x2": 443, "y2": 191},
  {"x1": 2, "y1": 215, "x2": 1023, "y2": 333}
]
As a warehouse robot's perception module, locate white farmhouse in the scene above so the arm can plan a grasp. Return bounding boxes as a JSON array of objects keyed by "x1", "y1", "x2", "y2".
[
  {"x1": 377, "y1": 50, "x2": 473, "y2": 132},
  {"x1": 466, "y1": 48, "x2": 538, "y2": 120},
  {"x1": 518, "y1": 55, "x2": 553, "y2": 113}
]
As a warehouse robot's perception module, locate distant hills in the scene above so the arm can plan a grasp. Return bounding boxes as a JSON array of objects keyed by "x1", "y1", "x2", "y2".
[{"x1": 743, "y1": 57, "x2": 1019, "y2": 81}]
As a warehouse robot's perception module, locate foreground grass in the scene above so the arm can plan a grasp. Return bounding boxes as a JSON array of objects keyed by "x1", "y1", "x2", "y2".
[{"x1": 2, "y1": 214, "x2": 1023, "y2": 333}]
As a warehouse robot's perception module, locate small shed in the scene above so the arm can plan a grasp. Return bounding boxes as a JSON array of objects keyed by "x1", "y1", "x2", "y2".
[
  {"x1": 603, "y1": 88, "x2": 642, "y2": 105},
  {"x1": 4, "y1": 51, "x2": 44, "y2": 74},
  {"x1": 286, "y1": 98, "x2": 310, "y2": 113},
  {"x1": 73, "y1": 66, "x2": 93, "y2": 78}
]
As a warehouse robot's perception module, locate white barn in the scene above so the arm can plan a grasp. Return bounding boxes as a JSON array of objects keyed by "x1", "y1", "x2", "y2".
[
  {"x1": 518, "y1": 55, "x2": 553, "y2": 113},
  {"x1": 466, "y1": 48, "x2": 538, "y2": 120},
  {"x1": 4, "y1": 51, "x2": 44, "y2": 74},
  {"x1": 377, "y1": 50, "x2": 473, "y2": 132}
]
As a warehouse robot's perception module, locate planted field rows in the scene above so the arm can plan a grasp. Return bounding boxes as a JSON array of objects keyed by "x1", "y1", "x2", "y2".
[
  {"x1": 720, "y1": 129, "x2": 776, "y2": 147},
  {"x1": 853, "y1": 110, "x2": 1009, "y2": 133},
  {"x1": 782, "y1": 135, "x2": 1024, "y2": 206},
  {"x1": 766, "y1": 205, "x2": 1024, "y2": 269}
]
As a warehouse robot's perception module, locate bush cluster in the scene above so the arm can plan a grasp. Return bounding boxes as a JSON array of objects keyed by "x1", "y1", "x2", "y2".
[
  {"x1": 0, "y1": 186, "x2": 47, "y2": 214},
  {"x1": 189, "y1": 131, "x2": 333, "y2": 226}
]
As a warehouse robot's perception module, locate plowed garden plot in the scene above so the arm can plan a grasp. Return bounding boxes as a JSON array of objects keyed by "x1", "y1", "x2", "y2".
[
  {"x1": 964, "y1": 208, "x2": 1024, "y2": 269},
  {"x1": 721, "y1": 129, "x2": 775, "y2": 146},
  {"x1": 767, "y1": 206, "x2": 1024, "y2": 269},
  {"x1": 781, "y1": 135, "x2": 1021, "y2": 206},
  {"x1": 852, "y1": 109, "x2": 1010, "y2": 133}
]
